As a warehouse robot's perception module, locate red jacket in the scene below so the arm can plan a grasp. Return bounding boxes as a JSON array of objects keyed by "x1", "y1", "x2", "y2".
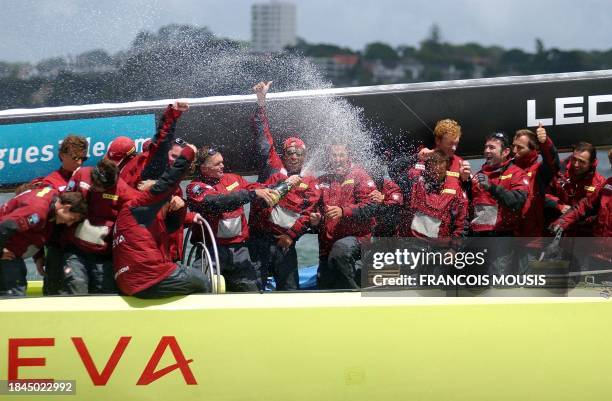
[
  {"x1": 397, "y1": 174, "x2": 468, "y2": 238},
  {"x1": 186, "y1": 174, "x2": 262, "y2": 245},
  {"x1": 64, "y1": 167, "x2": 139, "y2": 254},
  {"x1": 554, "y1": 177, "x2": 612, "y2": 237},
  {"x1": 251, "y1": 105, "x2": 286, "y2": 178},
  {"x1": 316, "y1": 166, "x2": 375, "y2": 256},
  {"x1": 249, "y1": 105, "x2": 322, "y2": 239},
  {"x1": 412, "y1": 153, "x2": 465, "y2": 192},
  {"x1": 112, "y1": 146, "x2": 196, "y2": 295},
  {"x1": 514, "y1": 137, "x2": 559, "y2": 239},
  {"x1": 249, "y1": 173, "x2": 321, "y2": 240},
  {"x1": 546, "y1": 157, "x2": 606, "y2": 236},
  {"x1": 470, "y1": 160, "x2": 528, "y2": 234},
  {"x1": 0, "y1": 187, "x2": 57, "y2": 259},
  {"x1": 351, "y1": 178, "x2": 403, "y2": 237},
  {"x1": 120, "y1": 105, "x2": 184, "y2": 188}
]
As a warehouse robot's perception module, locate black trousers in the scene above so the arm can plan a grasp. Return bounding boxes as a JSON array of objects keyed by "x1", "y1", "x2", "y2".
[
  {"x1": 133, "y1": 263, "x2": 208, "y2": 298},
  {"x1": 249, "y1": 234, "x2": 299, "y2": 291},
  {"x1": 61, "y1": 249, "x2": 117, "y2": 295},
  {"x1": 318, "y1": 236, "x2": 361, "y2": 290},
  {"x1": 194, "y1": 243, "x2": 259, "y2": 292},
  {"x1": 0, "y1": 258, "x2": 27, "y2": 296}
]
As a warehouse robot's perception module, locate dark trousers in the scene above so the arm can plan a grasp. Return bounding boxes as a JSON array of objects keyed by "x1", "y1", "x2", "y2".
[
  {"x1": 0, "y1": 258, "x2": 27, "y2": 296},
  {"x1": 42, "y1": 245, "x2": 64, "y2": 295},
  {"x1": 133, "y1": 263, "x2": 208, "y2": 298},
  {"x1": 61, "y1": 250, "x2": 117, "y2": 295},
  {"x1": 195, "y1": 243, "x2": 259, "y2": 292},
  {"x1": 249, "y1": 234, "x2": 299, "y2": 291},
  {"x1": 318, "y1": 236, "x2": 361, "y2": 290}
]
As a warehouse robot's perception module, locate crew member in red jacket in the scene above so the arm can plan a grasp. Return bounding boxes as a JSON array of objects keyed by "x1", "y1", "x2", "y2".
[
  {"x1": 186, "y1": 146, "x2": 278, "y2": 292},
  {"x1": 352, "y1": 168, "x2": 403, "y2": 238},
  {"x1": 15, "y1": 135, "x2": 89, "y2": 294},
  {"x1": 61, "y1": 159, "x2": 139, "y2": 294},
  {"x1": 469, "y1": 132, "x2": 529, "y2": 276},
  {"x1": 108, "y1": 101, "x2": 191, "y2": 263},
  {"x1": 546, "y1": 142, "x2": 606, "y2": 236},
  {"x1": 395, "y1": 150, "x2": 468, "y2": 239},
  {"x1": 511, "y1": 124, "x2": 560, "y2": 273},
  {"x1": 248, "y1": 81, "x2": 321, "y2": 290},
  {"x1": 0, "y1": 189, "x2": 87, "y2": 296},
  {"x1": 309, "y1": 143, "x2": 375, "y2": 289},
  {"x1": 112, "y1": 144, "x2": 210, "y2": 297},
  {"x1": 105, "y1": 101, "x2": 188, "y2": 188},
  {"x1": 413, "y1": 118, "x2": 472, "y2": 191},
  {"x1": 512, "y1": 124, "x2": 560, "y2": 236},
  {"x1": 548, "y1": 178, "x2": 612, "y2": 282}
]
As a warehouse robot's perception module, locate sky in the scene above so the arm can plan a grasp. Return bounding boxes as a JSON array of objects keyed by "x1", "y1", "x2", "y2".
[{"x1": 1, "y1": 0, "x2": 612, "y2": 63}]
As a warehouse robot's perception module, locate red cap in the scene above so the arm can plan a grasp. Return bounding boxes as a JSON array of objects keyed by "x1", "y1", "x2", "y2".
[
  {"x1": 106, "y1": 136, "x2": 136, "y2": 163},
  {"x1": 282, "y1": 137, "x2": 305, "y2": 151}
]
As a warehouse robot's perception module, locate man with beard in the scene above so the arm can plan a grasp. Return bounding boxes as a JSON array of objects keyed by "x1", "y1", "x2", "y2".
[
  {"x1": 469, "y1": 132, "x2": 529, "y2": 276},
  {"x1": 546, "y1": 142, "x2": 606, "y2": 237},
  {"x1": 309, "y1": 143, "x2": 375, "y2": 290},
  {"x1": 248, "y1": 81, "x2": 321, "y2": 290}
]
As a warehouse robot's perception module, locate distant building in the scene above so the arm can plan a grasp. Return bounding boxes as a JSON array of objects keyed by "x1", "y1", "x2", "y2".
[
  {"x1": 251, "y1": 1, "x2": 297, "y2": 53},
  {"x1": 310, "y1": 54, "x2": 358, "y2": 82}
]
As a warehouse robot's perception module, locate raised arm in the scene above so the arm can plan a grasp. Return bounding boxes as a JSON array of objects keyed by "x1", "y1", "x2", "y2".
[{"x1": 251, "y1": 81, "x2": 284, "y2": 182}]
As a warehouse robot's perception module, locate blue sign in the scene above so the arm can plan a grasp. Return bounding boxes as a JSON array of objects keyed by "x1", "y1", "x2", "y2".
[{"x1": 0, "y1": 115, "x2": 155, "y2": 185}]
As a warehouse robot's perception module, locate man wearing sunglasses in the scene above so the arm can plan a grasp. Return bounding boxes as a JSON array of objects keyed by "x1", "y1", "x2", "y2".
[{"x1": 249, "y1": 81, "x2": 321, "y2": 290}]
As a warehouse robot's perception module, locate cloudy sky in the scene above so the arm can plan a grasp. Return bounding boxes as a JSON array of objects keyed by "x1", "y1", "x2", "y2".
[{"x1": 1, "y1": 0, "x2": 611, "y2": 63}]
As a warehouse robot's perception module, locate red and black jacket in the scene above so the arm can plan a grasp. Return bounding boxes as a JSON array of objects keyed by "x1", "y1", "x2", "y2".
[
  {"x1": 546, "y1": 157, "x2": 606, "y2": 236},
  {"x1": 112, "y1": 146, "x2": 196, "y2": 295},
  {"x1": 120, "y1": 104, "x2": 184, "y2": 188},
  {"x1": 351, "y1": 178, "x2": 404, "y2": 237},
  {"x1": 63, "y1": 167, "x2": 139, "y2": 254},
  {"x1": 315, "y1": 166, "x2": 375, "y2": 256},
  {"x1": 514, "y1": 137, "x2": 560, "y2": 239},
  {"x1": 186, "y1": 174, "x2": 263, "y2": 246},
  {"x1": 249, "y1": 105, "x2": 321, "y2": 240},
  {"x1": 554, "y1": 177, "x2": 612, "y2": 238},
  {"x1": 469, "y1": 160, "x2": 528, "y2": 234},
  {"x1": 0, "y1": 187, "x2": 58, "y2": 259}
]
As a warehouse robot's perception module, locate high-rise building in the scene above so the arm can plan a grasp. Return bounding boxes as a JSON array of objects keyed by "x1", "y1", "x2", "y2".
[{"x1": 251, "y1": 1, "x2": 297, "y2": 53}]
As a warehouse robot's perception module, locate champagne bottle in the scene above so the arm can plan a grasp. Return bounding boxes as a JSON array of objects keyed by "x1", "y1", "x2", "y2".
[{"x1": 269, "y1": 180, "x2": 292, "y2": 205}]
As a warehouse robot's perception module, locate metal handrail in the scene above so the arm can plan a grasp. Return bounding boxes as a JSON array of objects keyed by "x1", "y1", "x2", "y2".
[{"x1": 182, "y1": 219, "x2": 222, "y2": 293}]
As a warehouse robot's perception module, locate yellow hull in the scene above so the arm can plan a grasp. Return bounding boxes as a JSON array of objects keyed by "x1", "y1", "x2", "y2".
[{"x1": 1, "y1": 292, "x2": 611, "y2": 400}]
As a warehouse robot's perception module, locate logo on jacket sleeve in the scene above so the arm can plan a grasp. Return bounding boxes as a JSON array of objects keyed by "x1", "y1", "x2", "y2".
[
  {"x1": 192, "y1": 184, "x2": 203, "y2": 195},
  {"x1": 226, "y1": 182, "x2": 239, "y2": 191},
  {"x1": 27, "y1": 213, "x2": 40, "y2": 226}
]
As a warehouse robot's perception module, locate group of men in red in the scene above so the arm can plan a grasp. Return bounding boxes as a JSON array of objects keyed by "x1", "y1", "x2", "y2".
[{"x1": 1, "y1": 81, "x2": 610, "y2": 297}]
